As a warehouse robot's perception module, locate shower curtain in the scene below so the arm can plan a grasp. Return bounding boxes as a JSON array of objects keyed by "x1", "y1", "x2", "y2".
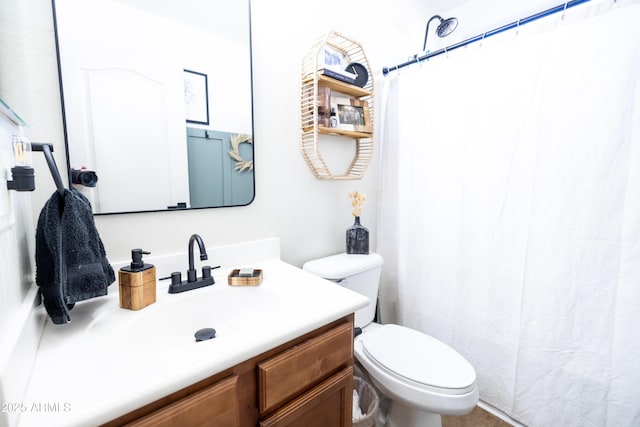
[{"x1": 377, "y1": 1, "x2": 640, "y2": 426}]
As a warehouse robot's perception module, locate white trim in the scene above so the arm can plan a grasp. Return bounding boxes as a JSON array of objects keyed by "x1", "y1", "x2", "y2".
[{"x1": 0, "y1": 285, "x2": 46, "y2": 427}]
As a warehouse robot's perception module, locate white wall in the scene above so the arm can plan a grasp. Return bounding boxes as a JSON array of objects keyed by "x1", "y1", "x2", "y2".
[
  {"x1": 1, "y1": 0, "x2": 439, "y2": 272},
  {"x1": 0, "y1": 0, "x2": 570, "y2": 276},
  {"x1": 0, "y1": 0, "x2": 56, "y2": 340},
  {"x1": 0, "y1": 115, "x2": 35, "y2": 345},
  {"x1": 0, "y1": 111, "x2": 44, "y2": 427},
  {"x1": 1, "y1": 1, "x2": 590, "y2": 423}
]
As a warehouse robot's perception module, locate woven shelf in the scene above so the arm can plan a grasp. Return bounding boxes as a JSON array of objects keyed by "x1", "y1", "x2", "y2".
[{"x1": 300, "y1": 31, "x2": 374, "y2": 180}]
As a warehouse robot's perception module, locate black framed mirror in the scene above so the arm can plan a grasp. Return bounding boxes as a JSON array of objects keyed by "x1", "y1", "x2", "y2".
[{"x1": 52, "y1": 0, "x2": 254, "y2": 214}]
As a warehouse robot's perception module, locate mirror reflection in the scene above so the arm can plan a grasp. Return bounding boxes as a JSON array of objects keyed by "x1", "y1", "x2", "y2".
[{"x1": 53, "y1": 0, "x2": 254, "y2": 214}]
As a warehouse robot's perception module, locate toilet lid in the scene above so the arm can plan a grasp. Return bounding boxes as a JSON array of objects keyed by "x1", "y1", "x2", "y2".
[
  {"x1": 302, "y1": 253, "x2": 383, "y2": 280},
  {"x1": 361, "y1": 324, "x2": 476, "y2": 391}
]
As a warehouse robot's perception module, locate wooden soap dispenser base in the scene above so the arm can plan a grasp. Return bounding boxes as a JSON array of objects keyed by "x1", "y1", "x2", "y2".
[{"x1": 119, "y1": 248, "x2": 157, "y2": 310}]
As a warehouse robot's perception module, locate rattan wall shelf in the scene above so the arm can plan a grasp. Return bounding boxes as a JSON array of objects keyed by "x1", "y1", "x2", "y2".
[{"x1": 300, "y1": 31, "x2": 374, "y2": 180}]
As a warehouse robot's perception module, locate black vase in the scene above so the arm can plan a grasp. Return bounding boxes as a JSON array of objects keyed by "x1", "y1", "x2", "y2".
[{"x1": 346, "y1": 216, "x2": 369, "y2": 255}]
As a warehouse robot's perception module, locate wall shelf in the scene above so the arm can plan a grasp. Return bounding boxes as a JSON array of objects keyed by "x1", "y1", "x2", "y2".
[
  {"x1": 300, "y1": 31, "x2": 374, "y2": 180},
  {"x1": 302, "y1": 75, "x2": 371, "y2": 98},
  {"x1": 302, "y1": 126, "x2": 372, "y2": 139}
]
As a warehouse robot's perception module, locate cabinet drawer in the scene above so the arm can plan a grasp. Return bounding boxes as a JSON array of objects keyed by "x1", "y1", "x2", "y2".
[
  {"x1": 260, "y1": 366, "x2": 354, "y2": 427},
  {"x1": 258, "y1": 321, "x2": 353, "y2": 414},
  {"x1": 126, "y1": 375, "x2": 239, "y2": 427}
]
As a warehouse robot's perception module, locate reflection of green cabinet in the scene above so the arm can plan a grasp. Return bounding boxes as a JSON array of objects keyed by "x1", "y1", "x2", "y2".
[{"x1": 186, "y1": 128, "x2": 254, "y2": 208}]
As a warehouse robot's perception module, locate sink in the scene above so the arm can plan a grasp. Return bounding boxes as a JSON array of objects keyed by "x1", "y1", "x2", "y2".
[{"x1": 85, "y1": 284, "x2": 280, "y2": 350}]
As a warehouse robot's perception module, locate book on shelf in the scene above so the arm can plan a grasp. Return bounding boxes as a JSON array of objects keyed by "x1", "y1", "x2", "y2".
[{"x1": 318, "y1": 68, "x2": 357, "y2": 85}]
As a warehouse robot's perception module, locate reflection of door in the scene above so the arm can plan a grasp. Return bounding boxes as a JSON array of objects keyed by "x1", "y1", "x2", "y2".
[
  {"x1": 88, "y1": 70, "x2": 181, "y2": 213},
  {"x1": 56, "y1": 0, "x2": 190, "y2": 213},
  {"x1": 186, "y1": 128, "x2": 254, "y2": 208}
]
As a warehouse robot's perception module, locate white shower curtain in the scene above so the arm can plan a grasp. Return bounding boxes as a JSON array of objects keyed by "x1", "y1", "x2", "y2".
[{"x1": 377, "y1": 1, "x2": 640, "y2": 426}]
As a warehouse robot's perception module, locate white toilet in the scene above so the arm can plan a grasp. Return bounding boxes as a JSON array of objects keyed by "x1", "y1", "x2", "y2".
[{"x1": 303, "y1": 253, "x2": 479, "y2": 427}]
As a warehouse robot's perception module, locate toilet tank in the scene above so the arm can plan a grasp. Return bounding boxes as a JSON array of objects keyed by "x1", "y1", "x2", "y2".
[{"x1": 303, "y1": 253, "x2": 383, "y2": 328}]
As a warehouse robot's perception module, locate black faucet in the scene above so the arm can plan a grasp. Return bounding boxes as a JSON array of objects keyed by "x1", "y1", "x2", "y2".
[
  {"x1": 168, "y1": 234, "x2": 216, "y2": 293},
  {"x1": 188, "y1": 234, "x2": 207, "y2": 282}
]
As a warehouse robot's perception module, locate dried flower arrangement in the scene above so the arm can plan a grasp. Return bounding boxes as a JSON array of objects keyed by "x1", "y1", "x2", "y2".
[{"x1": 349, "y1": 191, "x2": 366, "y2": 217}]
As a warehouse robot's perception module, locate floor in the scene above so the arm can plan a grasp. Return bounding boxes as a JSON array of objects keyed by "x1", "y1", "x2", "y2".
[
  {"x1": 354, "y1": 362, "x2": 513, "y2": 427},
  {"x1": 442, "y1": 406, "x2": 513, "y2": 427}
]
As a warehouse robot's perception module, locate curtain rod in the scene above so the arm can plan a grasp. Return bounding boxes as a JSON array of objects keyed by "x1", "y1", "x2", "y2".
[{"x1": 382, "y1": 0, "x2": 591, "y2": 76}]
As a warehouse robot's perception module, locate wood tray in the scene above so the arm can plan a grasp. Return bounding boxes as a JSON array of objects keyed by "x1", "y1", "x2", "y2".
[{"x1": 228, "y1": 269, "x2": 263, "y2": 286}]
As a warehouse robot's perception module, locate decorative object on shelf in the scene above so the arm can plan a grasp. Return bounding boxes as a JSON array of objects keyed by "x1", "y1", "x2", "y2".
[
  {"x1": 319, "y1": 68, "x2": 356, "y2": 85},
  {"x1": 184, "y1": 69, "x2": 210, "y2": 125},
  {"x1": 228, "y1": 133, "x2": 253, "y2": 171},
  {"x1": 330, "y1": 108, "x2": 338, "y2": 128},
  {"x1": 346, "y1": 191, "x2": 369, "y2": 255},
  {"x1": 300, "y1": 30, "x2": 375, "y2": 180},
  {"x1": 318, "y1": 44, "x2": 357, "y2": 84},
  {"x1": 331, "y1": 96, "x2": 372, "y2": 133},
  {"x1": 345, "y1": 62, "x2": 369, "y2": 88},
  {"x1": 317, "y1": 86, "x2": 331, "y2": 127}
]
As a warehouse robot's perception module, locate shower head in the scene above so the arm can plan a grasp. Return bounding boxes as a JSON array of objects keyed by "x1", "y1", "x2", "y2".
[
  {"x1": 422, "y1": 15, "x2": 459, "y2": 52},
  {"x1": 437, "y1": 17, "x2": 458, "y2": 37}
]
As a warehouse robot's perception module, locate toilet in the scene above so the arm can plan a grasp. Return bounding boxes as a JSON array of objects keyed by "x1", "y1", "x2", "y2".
[{"x1": 303, "y1": 253, "x2": 479, "y2": 427}]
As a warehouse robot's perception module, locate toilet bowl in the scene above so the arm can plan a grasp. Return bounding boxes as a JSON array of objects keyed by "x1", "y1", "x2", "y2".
[
  {"x1": 355, "y1": 323, "x2": 478, "y2": 426},
  {"x1": 303, "y1": 253, "x2": 478, "y2": 427}
]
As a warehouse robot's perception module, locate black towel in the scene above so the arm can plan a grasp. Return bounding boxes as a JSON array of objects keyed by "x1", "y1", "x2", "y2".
[{"x1": 35, "y1": 188, "x2": 115, "y2": 324}]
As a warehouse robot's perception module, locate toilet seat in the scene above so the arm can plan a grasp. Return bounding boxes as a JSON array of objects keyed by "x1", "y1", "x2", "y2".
[
  {"x1": 302, "y1": 248, "x2": 479, "y2": 422},
  {"x1": 360, "y1": 324, "x2": 476, "y2": 395}
]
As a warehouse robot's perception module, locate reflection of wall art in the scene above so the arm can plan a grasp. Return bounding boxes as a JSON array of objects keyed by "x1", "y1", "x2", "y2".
[
  {"x1": 184, "y1": 69, "x2": 209, "y2": 125},
  {"x1": 331, "y1": 96, "x2": 372, "y2": 133}
]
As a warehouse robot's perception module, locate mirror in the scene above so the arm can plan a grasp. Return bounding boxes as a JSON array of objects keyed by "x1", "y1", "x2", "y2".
[{"x1": 52, "y1": 0, "x2": 254, "y2": 214}]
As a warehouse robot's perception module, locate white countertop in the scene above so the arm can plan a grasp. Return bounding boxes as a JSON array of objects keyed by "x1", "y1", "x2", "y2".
[{"x1": 16, "y1": 239, "x2": 368, "y2": 427}]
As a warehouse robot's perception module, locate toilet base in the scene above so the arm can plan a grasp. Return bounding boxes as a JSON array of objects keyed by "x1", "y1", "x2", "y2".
[{"x1": 387, "y1": 401, "x2": 442, "y2": 427}]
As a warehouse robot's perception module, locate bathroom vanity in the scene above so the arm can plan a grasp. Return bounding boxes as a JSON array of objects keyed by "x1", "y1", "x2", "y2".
[
  {"x1": 14, "y1": 238, "x2": 368, "y2": 427},
  {"x1": 104, "y1": 316, "x2": 354, "y2": 426}
]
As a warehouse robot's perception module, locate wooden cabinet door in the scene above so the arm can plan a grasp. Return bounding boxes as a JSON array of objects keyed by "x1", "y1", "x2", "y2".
[
  {"x1": 258, "y1": 321, "x2": 353, "y2": 414},
  {"x1": 260, "y1": 367, "x2": 353, "y2": 427},
  {"x1": 126, "y1": 375, "x2": 239, "y2": 427}
]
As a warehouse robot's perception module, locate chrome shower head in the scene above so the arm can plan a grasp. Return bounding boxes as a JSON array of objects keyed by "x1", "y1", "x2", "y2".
[
  {"x1": 436, "y1": 17, "x2": 458, "y2": 38},
  {"x1": 422, "y1": 15, "x2": 459, "y2": 52}
]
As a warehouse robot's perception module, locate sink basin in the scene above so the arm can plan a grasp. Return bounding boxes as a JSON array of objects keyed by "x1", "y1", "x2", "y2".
[{"x1": 86, "y1": 284, "x2": 279, "y2": 350}]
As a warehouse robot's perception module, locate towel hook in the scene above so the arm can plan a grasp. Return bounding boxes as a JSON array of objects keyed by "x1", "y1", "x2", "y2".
[{"x1": 32, "y1": 143, "x2": 65, "y2": 197}]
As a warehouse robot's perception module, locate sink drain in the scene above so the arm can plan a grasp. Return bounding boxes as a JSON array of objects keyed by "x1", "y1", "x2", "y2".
[{"x1": 195, "y1": 328, "x2": 216, "y2": 342}]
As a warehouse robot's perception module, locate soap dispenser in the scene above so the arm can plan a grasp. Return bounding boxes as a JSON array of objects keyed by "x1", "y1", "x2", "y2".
[{"x1": 119, "y1": 249, "x2": 156, "y2": 310}]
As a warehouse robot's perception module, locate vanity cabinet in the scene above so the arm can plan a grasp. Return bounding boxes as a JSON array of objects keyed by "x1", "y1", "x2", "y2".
[
  {"x1": 300, "y1": 31, "x2": 374, "y2": 180},
  {"x1": 102, "y1": 315, "x2": 354, "y2": 427},
  {"x1": 259, "y1": 367, "x2": 353, "y2": 427},
  {"x1": 125, "y1": 376, "x2": 240, "y2": 426}
]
